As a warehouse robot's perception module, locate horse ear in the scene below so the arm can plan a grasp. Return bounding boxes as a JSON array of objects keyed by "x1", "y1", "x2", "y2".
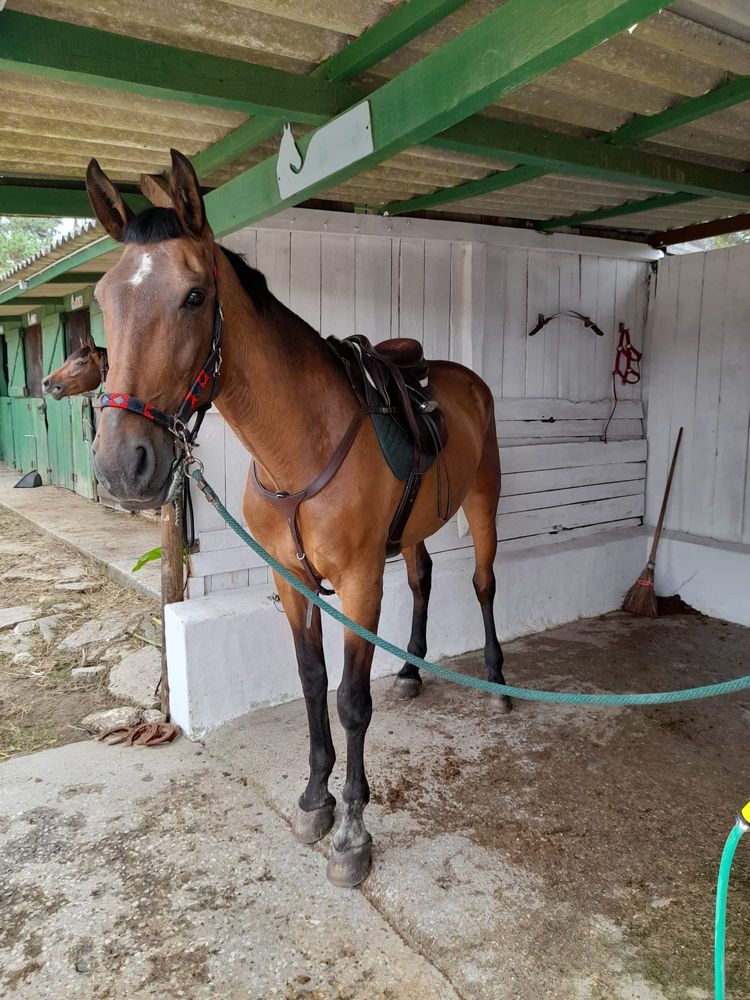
[
  {"x1": 169, "y1": 149, "x2": 208, "y2": 237},
  {"x1": 85, "y1": 159, "x2": 133, "y2": 242},
  {"x1": 140, "y1": 173, "x2": 174, "y2": 209}
]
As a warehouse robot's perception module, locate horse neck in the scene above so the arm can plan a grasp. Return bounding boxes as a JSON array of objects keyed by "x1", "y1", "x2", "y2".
[{"x1": 213, "y1": 255, "x2": 357, "y2": 492}]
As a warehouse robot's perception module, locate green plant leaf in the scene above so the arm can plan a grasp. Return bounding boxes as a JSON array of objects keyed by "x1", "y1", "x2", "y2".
[{"x1": 131, "y1": 546, "x2": 162, "y2": 573}]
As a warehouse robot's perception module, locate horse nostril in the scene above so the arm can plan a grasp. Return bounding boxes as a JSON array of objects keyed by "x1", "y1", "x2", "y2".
[
  {"x1": 132, "y1": 440, "x2": 156, "y2": 488},
  {"x1": 134, "y1": 445, "x2": 148, "y2": 478}
]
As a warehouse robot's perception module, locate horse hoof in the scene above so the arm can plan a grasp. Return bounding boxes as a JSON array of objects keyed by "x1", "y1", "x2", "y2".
[
  {"x1": 484, "y1": 691, "x2": 513, "y2": 713},
  {"x1": 392, "y1": 676, "x2": 421, "y2": 700},
  {"x1": 292, "y1": 803, "x2": 335, "y2": 845},
  {"x1": 327, "y1": 840, "x2": 372, "y2": 888}
]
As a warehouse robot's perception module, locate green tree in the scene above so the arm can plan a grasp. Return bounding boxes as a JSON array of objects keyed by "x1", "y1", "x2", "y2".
[{"x1": 0, "y1": 216, "x2": 60, "y2": 277}]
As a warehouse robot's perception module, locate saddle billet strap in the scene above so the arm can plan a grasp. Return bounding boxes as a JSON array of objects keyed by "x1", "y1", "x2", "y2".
[{"x1": 253, "y1": 403, "x2": 391, "y2": 595}]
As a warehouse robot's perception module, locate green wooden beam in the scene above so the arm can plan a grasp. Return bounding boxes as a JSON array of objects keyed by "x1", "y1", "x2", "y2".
[
  {"x1": 605, "y1": 75, "x2": 750, "y2": 146},
  {"x1": 9, "y1": 297, "x2": 67, "y2": 306},
  {"x1": 0, "y1": 11, "x2": 354, "y2": 121},
  {"x1": 385, "y1": 71, "x2": 750, "y2": 217},
  {"x1": 536, "y1": 192, "x2": 704, "y2": 231},
  {"x1": 0, "y1": 184, "x2": 148, "y2": 218},
  {"x1": 424, "y1": 116, "x2": 750, "y2": 200},
  {"x1": 383, "y1": 164, "x2": 548, "y2": 215},
  {"x1": 191, "y1": 0, "x2": 470, "y2": 179},
  {"x1": 35, "y1": 272, "x2": 107, "y2": 285},
  {"x1": 206, "y1": 0, "x2": 674, "y2": 236},
  {"x1": 316, "y1": 0, "x2": 469, "y2": 83}
]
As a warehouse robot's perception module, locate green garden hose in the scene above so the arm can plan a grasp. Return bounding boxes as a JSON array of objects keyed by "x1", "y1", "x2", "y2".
[{"x1": 715, "y1": 803, "x2": 750, "y2": 999}]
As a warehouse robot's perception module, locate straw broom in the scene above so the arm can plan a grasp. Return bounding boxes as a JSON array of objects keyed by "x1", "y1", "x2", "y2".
[{"x1": 622, "y1": 426, "x2": 683, "y2": 617}]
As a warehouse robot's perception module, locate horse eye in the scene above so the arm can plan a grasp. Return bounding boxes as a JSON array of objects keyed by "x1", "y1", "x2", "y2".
[{"x1": 184, "y1": 288, "x2": 206, "y2": 309}]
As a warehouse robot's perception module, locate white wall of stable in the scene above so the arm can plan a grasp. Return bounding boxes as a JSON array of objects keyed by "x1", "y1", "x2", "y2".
[
  {"x1": 167, "y1": 209, "x2": 656, "y2": 738},
  {"x1": 643, "y1": 244, "x2": 750, "y2": 625}
]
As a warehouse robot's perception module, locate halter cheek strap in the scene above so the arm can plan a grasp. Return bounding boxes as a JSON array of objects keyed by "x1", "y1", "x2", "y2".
[{"x1": 98, "y1": 274, "x2": 223, "y2": 446}]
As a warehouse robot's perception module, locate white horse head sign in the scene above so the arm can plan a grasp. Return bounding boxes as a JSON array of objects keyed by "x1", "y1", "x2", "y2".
[{"x1": 276, "y1": 101, "x2": 374, "y2": 200}]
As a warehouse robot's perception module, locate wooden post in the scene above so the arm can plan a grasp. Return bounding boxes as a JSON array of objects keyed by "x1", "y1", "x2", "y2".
[{"x1": 160, "y1": 501, "x2": 183, "y2": 720}]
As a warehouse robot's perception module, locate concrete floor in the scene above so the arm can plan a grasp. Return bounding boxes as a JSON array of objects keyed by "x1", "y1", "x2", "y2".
[
  {"x1": 2, "y1": 612, "x2": 750, "y2": 999},
  {"x1": 0, "y1": 468, "x2": 160, "y2": 600}
]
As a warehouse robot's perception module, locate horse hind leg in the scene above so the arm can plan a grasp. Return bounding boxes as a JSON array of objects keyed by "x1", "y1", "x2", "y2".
[
  {"x1": 392, "y1": 541, "x2": 432, "y2": 700},
  {"x1": 461, "y1": 430, "x2": 512, "y2": 712}
]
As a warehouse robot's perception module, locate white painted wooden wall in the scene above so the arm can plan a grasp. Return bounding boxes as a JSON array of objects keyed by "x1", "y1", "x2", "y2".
[
  {"x1": 644, "y1": 244, "x2": 750, "y2": 545},
  {"x1": 188, "y1": 211, "x2": 653, "y2": 597}
]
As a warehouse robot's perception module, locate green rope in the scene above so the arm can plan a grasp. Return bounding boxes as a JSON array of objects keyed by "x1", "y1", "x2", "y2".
[{"x1": 191, "y1": 469, "x2": 750, "y2": 707}]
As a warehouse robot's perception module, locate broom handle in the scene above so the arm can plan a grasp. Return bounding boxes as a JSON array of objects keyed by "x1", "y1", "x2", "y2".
[{"x1": 648, "y1": 426, "x2": 683, "y2": 565}]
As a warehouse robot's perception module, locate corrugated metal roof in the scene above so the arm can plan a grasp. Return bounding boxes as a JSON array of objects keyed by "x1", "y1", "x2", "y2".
[
  {"x1": 1, "y1": 0, "x2": 749, "y2": 265},
  {"x1": 0, "y1": 219, "x2": 96, "y2": 284}
]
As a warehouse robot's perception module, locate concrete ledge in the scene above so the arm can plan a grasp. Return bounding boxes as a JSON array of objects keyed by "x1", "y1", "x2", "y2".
[
  {"x1": 653, "y1": 530, "x2": 750, "y2": 626},
  {"x1": 0, "y1": 465, "x2": 160, "y2": 601},
  {"x1": 166, "y1": 526, "x2": 648, "y2": 739}
]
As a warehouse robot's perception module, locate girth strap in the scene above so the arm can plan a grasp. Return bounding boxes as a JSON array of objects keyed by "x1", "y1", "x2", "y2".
[{"x1": 253, "y1": 403, "x2": 390, "y2": 594}]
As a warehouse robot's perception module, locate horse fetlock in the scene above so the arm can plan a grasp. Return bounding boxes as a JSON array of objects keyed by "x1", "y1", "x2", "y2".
[{"x1": 332, "y1": 801, "x2": 370, "y2": 853}]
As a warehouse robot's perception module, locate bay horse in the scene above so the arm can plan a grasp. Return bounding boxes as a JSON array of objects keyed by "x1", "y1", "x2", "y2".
[
  {"x1": 85, "y1": 150, "x2": 508, "y2": 887},
  {"x1": 42, "y1": 340, "x2": 108, "y2": 399}
]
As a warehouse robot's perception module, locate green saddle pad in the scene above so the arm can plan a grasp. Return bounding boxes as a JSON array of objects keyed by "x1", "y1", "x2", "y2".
[{"x1": 365, "y1": 381, "x2": 437, "y2": 482}]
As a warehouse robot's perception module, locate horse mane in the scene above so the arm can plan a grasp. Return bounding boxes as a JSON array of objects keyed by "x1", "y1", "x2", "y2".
[{"x1": 121, "y1": 207, "x2": 273, "y2": 316}]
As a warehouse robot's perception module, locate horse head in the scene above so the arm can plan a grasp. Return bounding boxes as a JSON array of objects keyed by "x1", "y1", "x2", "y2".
[
  {"x1": 85, "y1": 149, "x2": 219, "y2": 509},
  {"x1": 43, "y1": 341, "x2": 105, "y2": 399}
]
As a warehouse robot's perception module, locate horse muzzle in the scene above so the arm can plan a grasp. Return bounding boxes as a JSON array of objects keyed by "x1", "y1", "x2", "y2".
[
  {"x1": 92, "y1": 419, "x2": 174, "y2": 510},
  {"x1": 41, "y1": 378, "x2": 64, "y2": 400}
]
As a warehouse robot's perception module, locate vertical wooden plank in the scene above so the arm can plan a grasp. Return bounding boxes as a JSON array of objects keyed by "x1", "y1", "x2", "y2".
[
  {"x1": 290, "y1": 231, "x2": 322, "y2": 331},
  {"x1": 500, "y1": 249, "x2": 528, "y2": 399},
  {"x1": 613, "y1": 260, "x2": 641, "y2": 401},
  {"x1": 573, "y1": 256, "x2": 597, "y2": 402},
  {"x1": 221, "y1": 227, "x2": 257, "y2": 266},
  {"x1": 542, "y1": 252, "x2": 564, "y2": 398},
  {"x1": 525, "y1": 251, "x2": 556, "y2": 397},
  {"x1": 481, "y1": 243, "x2": 507, "y2": 395},
  {"x1": 192, "y1": 412, "x2": 226, "y2": 534},
  {"x1": 448, "y1": 242, "x2": 468, "y2": 366},
  {"x1": 354, "y1": 236, "x2": 392, "y2": 343},
  {"x1": 643, "y1": 254, "x2": 680, "y2": 527},
  {"x1": 685, "y1": 250, "x2": 726, "y2": 538},
  {"x1": 422, "y1": 239, "x2": 451, "y2": 361},
  {"x1": 320, "y1": 233, "x2": 356, "y2": 339},
  {"x1": 397, "y1": 239, "x2": 425, "y2": 343},
  {"x1": 71, "y1": 397, "x2": 98, "y2": 500},
  {"x1": 256, "y1": 229, "x2": 291, "y2": 305},
  {"x1": 557, "y1": 253, "x2": 581, "y2": 400},
  {"x1": 712, "y1": 247, "x2": 750, "y2": 542},
  {"x1": 593, "y1": 257, "x2": 617, "y2": 401},
  {"x1": 665, "y1": 252, "x2": 703, "y2": 533}
]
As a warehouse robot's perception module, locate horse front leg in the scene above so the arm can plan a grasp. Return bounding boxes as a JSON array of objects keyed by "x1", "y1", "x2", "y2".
[
  {"x1": 328, "y1": 572, "x2": 383, "y2": 888},
  {"x1": 273, "y1": 572, "x2": 336, "y2": 844}
]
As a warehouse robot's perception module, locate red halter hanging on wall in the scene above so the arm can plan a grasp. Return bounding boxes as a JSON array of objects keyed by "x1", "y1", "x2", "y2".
[{"x1": 603, "y1": 322, "x2": 641, "y2": 443}]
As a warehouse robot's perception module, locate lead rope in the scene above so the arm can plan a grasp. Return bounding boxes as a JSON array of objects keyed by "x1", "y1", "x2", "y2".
[{"x1": 188, "y1": 466, "x2": 750, "y2": 707}]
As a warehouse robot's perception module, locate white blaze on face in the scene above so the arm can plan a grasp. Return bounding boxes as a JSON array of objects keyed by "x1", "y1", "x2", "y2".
[{"x1": 130, "y1": 252, "x2": 153, "y2": 287}]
